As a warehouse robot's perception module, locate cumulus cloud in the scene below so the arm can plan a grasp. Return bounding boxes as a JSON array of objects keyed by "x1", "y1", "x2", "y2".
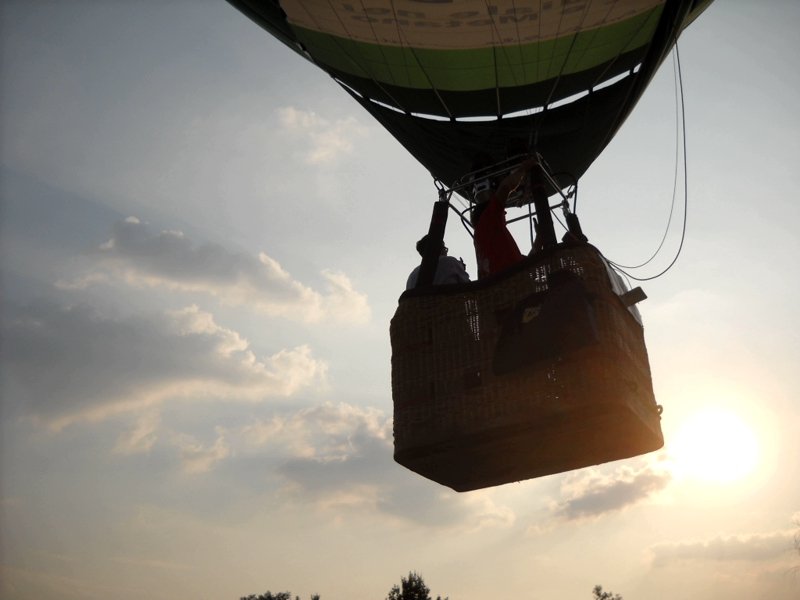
[
  {"x1": 278, "y1": 106, "x2": 369, "y2": 164},
  {"x1": 650, "y1": 530, "x2": 797, "y2": 566},
  {"x1": 1, "y1": 302, "x2": 327, "y2": 430},
  {"x1": 57, "y1": 218, "x2": 370, "y2": 324},
  {"x1": 238, "y1": 402, "x2": 514, "y2": 529},
  {"x1": 551, "y1": 463, "x2": 671, "y2": 522}
]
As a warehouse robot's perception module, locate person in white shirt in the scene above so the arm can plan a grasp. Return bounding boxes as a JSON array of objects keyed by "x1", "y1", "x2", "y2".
[{"x1": 406, "y1": 234, "x2": 470, "y2": 290}]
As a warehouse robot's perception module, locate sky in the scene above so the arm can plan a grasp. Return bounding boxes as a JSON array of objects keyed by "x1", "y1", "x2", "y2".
[{"x1": 1, "y1": 1, "x2": 798, "y2": 599}]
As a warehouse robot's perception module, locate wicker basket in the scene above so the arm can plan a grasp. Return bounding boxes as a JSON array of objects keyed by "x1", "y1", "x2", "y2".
[{"x1": 391, "y1": 243, "x2": 663, "y2": 491}]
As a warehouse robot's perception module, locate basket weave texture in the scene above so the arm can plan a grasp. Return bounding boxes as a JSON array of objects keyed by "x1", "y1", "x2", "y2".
[{"x1": 390, "y1": 243, "x2": 663, "y2": 491}]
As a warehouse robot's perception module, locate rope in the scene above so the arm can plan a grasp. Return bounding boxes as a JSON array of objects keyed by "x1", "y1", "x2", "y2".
[
  {"x1": 611, "y1": 47, "x2": 681, "y2": 270},
  {"x1": 609, "y1": 42, "x2": 689, "y2": 282},
  {"x1": 582, "y1": 7, "x2": 669, "y2": 178}
]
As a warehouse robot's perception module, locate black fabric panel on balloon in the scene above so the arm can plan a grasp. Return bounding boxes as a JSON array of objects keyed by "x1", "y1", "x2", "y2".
[{"x1": 347, "y1": 78, "x2": 640, "y2": 189}]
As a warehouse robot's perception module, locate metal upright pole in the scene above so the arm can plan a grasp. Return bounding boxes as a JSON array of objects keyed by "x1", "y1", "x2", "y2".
[
  {"x1": 530, "y1": 164, "x2": 557, "y2": 249},
  {"x1": 415, "y1": 189, "x2": 449, "y2": 288}
]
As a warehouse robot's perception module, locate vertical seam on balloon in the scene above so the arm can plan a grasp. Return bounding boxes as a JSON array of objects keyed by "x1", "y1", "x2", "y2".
[
  {"x1": 532, "y1": 1, "x2": 594, "y2": 151},
  {"x1": 544, "y1": 0, "x2": 569, "y2": 94},
  {"x1": 589, "y1": 7, "x2": 661, "y2": 90},
  {"x1": 387, "y1": 0, "x2": 413, "y2": 89},
  {"x1": 385, "y1": 8, "x2": 454, "y2": 119},
  {"x1": 356, "y1": 0, "x2": 399, "y2": 88},
  {"x1": 511, "y1": 0, "x2": 529, "y2": 101},
  {"x1": 295, "y1": 0, "x2": 408, "y2": 112},
  {"x1": 569, "y1": 0, "x2": 622, "y2": 86},
  {"x1": 480, "y1": 0, "x2": 521, "y2": 116},
  {"x1": 542, "y1": 1, "x2": 593, "y2": 108},
  {"x1": 536, "y1": 0, "x2": 543, "y2": 84}
]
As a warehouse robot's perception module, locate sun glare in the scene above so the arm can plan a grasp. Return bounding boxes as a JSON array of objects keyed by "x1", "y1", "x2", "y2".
[{"x1": 668, "y1": 407, "x2": 760, "y2": 484}]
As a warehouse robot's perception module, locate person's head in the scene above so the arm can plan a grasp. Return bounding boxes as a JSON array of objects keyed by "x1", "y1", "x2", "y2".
[{"x1": 416, "y1": 234, "x2": 446, "y2": 257}]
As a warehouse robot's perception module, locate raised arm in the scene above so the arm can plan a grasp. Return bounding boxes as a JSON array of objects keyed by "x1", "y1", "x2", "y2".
[{"x1": 494, "y1": 157, "x2": 539, "y2": 203}]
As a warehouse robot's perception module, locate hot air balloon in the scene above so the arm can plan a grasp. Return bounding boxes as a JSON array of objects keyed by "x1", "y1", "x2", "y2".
[{"x1": 228, "y1": 0, "x2": 713, "y2": 491}]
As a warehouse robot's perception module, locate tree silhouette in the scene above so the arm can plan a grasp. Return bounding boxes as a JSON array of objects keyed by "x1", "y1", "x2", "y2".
[
  {"x1": 386, "y1": 571, "x2": 448, "y2": 600},
  {"x1": 794, "y1": 516, "x2": 800, "y2": 570},
  {"x1": 795, "y1": 516, "x2": 799, "y2": 555},
  {"x1": 592, "y1": 585, "x2": 623, "y2": 600},
  {"x1": 240, "y1": 593, "x2": 319, "y2": 600}
]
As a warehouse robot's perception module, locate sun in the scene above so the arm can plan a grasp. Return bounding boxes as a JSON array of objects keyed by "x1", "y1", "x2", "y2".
[{"x1": 667, "y1": 406, "x2": 760, "y2": 484}]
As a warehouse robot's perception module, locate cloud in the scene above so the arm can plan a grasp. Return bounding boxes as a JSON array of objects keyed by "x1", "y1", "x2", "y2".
[
  {"x1": 242, "y1": 401, "x2": 390, "y2": 460},
  {"x1": 116, "y1": 414, "x2": 231, "y2": 474},
  {"x1": 278, "y1": 106, "x2": 369, "y2": 164},
  {"x1": 238, "y1": 402, "x2": 514, "y2": 529},
  {"x1": 57, "y1": 218, "x2": 370, "y2": 324},
  {"x1": 1, "y1": 302, "x2": 327, "y2": 430},
  {"x1": 551, "y1": 463, "x2": 671, "y2": 522},
  {"x1": 114, "y1": 411, "x2": 161, "y2": 455},
  {"x1": 650, "y1": 530, "x2": 797, "y2": 566},
  {"x1": 172, "y1": 430, "x2": 231, "y2": 474},
  {"x1": 53, "y1": 272, "x2": 110, "y2": 290}
]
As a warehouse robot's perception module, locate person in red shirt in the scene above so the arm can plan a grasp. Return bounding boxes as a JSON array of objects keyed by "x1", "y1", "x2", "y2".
[{"x1": 471, "y1": 157, "x2": 540, "y2": 279}]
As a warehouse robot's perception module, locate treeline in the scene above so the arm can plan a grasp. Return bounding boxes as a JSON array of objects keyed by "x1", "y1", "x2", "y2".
[
  {"x1": 241, "y1": 572, "x2": 623, "y2": 600},
  {"x1": 241, "y1": 594, "x2": 319, "y2": 600}
]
